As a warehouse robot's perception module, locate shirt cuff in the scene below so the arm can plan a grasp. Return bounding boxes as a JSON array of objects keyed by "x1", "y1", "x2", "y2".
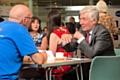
[{"x1": 77, "y1": 37, "x2": 85, "y2": 44}]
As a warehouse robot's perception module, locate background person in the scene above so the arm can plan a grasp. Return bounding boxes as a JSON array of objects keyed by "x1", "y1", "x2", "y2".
[
  {"x1": 0, "y1": 4, "x2": 47, "y2": 80},
  {"x1": 62, "y1": 6, "x2": 115, "y2": 80},
  {"x1": 28, "y1": 16, "x2": 48, "y2": 50},
  {"x1": 96, "y1": 0, "x2": 118, "y2": 47},
  {"x1": 43, "y1": 26, "x2": 48, "y2": 35},
  {"x1": 66, "y1": 22, "x2": 76, "y2": 35},
  {"x1": 61, "y1": 22, "x2": 65, "y2": 26},
  {"x1": 69, "y1": 16, "x2": 80, "y2": 31}
]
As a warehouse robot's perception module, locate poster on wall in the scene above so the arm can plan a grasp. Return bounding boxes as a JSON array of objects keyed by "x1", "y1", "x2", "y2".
[{"x1": 108, "y1": 8, "x2": 120, "y2": 28}]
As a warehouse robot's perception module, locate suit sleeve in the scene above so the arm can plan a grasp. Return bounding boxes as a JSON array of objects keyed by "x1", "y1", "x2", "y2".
[
  {"x1": 78, "y1": 27, "x2": 114, "y2": 58},
  {"x1": 62, "y1": 28, "x2": 85, "y2": 52},
  {"x1": 62, "y1": 39, "x2": 78, "y2": 52}
]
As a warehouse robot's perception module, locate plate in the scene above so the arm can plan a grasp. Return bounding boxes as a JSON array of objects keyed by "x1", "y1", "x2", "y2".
[{"x1": 55, "y1": 57, "x2": 66, "y2": 60}]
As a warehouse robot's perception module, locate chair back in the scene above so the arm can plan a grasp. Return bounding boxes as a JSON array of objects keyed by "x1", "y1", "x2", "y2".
[
  {"x1": 114, "y1": 48, "x2": 120, "y2": 55},
  {"x1": 89, "y1": 56, "x2": 120, "y2": 80}
]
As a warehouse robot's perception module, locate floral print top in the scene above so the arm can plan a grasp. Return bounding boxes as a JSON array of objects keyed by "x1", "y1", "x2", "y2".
[
  {"x1": 98, "y1": 14, "x2": 118, "y2": 35},
  {"x1": 32, "y1": 32, "x2": 46, "y2": 46}
]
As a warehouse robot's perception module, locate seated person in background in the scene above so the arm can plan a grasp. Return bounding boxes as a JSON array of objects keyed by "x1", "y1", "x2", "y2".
[
  {"x1": 28, "y1": 16, "x2": 48, "y2": 50},
  {"x1": 0, "y1": 4, "x2": 47, "y2": 80},
  {"x1": 69, "y1": 16, "x2": 80, "y2": 31},
  {"x1": 66, "y1": 22, "x2": 76, "y2": 34},
  {"x1": 47, "y1": 10, "x2": 73, "y2": 80},
  {"x1": 61, "y1": 22, "x2": 65, "y2": 26},
  {"x1": 62, "y1": 6, "x2": 115, "y2": 80},
  {"x1": 76, "y1": 14, "x2": 81, "y2": 31},
  {"x1": 66, "y1": 22, "x2": 78, "y2": 57},
  {"x1": 75, "y1": 22, "x2": 81, "y2": 31},
  {"x1": 43, "y1": 26, "x2": 48, "y2": 35}
]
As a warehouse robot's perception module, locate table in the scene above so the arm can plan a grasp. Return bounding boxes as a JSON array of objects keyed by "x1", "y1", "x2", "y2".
[{"x1": 22, "y1": 58, "x2": 92, "y2": 80}]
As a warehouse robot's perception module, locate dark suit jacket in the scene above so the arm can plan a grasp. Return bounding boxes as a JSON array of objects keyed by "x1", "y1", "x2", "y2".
[
  {"x1": 63, "y1": 24, "x2": 115, "y2": 58},
  {"x1": 63, "y1": 24, "x2": 115, "y2": 80}
]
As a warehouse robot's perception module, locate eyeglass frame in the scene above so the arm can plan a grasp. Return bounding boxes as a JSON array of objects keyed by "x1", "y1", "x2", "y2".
[{"x1": 24, "y1": 16, "x2": 32, "y2": 19}]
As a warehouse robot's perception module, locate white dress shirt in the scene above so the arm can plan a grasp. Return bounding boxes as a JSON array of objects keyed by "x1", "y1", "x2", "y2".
[{"x1": 77, "y1": 30, "x2": 93, "y2": 44}]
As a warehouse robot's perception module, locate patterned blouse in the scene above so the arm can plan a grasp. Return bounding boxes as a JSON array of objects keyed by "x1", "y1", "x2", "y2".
[
  {"x1": 98, "y1": 14, "x2": 118, "y2": 35},
  {"x1": 32, "y1": 32, "x2": 46, "y2": 46}
]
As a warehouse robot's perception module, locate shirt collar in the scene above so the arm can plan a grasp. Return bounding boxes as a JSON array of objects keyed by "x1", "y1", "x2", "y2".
[
  {"x1": 89, "y1": 26, "x2": 95, "y2": 35},
  {"x1": 89, "y1": 29, "x2": 93, "y2": 35}
]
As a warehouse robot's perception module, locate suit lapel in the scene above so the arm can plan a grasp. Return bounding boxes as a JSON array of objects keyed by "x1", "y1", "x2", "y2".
[
  {"x1": 79, "y1": 24, "x2": 99, "y2": 44},
  {"x1": 90, "y1": 24, "x2": 99, "y2": 44}
]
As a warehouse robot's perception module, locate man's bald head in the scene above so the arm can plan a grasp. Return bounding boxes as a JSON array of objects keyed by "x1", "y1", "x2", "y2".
[{"x1": 8, "y1": 4, "x2": 32, "y2": 28}]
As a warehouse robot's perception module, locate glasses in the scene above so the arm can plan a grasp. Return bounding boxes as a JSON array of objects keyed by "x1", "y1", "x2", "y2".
[{"x1": 25, "y1": 16, "x2": 32, "y2": 19}]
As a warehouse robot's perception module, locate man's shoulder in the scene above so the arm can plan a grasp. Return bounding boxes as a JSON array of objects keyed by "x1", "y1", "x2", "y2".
[
  {"x1": 4, "y1": 20, "x2": 20, "y2": 25},
  {"x1": 95, "y1": 24, "x2": 110, "y2": 34},
  {"x1": 7, "y1": 21, "x2": 28, "y2": 35},
  {"x1": 96, "y1": 23, "x2": 107, "y2": 29}
]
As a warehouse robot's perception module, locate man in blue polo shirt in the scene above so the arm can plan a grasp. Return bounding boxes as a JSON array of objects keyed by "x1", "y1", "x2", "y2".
[{"x1": 0, "y1": 5, "x2": 47, "y2": 80}]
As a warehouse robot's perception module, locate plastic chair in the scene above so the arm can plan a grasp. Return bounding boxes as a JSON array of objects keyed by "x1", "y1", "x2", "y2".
[
  {"x1": 114, "y1": 48, "x2": 120, "y2": 55},
  {"x1": 89, "y1": 56, "x2": 120, "y2": 80}
]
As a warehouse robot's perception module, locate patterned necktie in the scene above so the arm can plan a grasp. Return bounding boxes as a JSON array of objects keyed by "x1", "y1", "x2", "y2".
[
  {"x1": 84, "y1": 33, "x2": 90, "y2": 58},
  {"x1": 86, "y1": 33, "x2": 90, "y2": 43}
]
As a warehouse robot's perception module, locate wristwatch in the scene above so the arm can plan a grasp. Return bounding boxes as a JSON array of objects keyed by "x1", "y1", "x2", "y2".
[{"x1": 28, "y1": 56, "x2": 31, "y2": 61}]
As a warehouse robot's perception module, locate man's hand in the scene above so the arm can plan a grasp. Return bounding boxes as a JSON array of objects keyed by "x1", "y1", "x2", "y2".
[
  {"x1": 73, "y1": 31, "x2": 84, "y2": 39},
  {"x1": 31, "y1": 51, "x2": 48, "y2": 64},
  {"x1": 61, "y1": 34, "x2": 72, "y2": 44},
  {"x1": 40, "y1": 51, "x2": 48, "y2": 63}
]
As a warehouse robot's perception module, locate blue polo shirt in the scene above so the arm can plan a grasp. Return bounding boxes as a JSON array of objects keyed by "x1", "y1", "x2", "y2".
[{"x1": 0, "y1": 21, "x2": 38, "y2": 79}]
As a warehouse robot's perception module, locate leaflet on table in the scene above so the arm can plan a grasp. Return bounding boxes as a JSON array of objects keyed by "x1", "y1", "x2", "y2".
[{"x1": 39, "y1": 50, "x2": 55, "y2": 62}]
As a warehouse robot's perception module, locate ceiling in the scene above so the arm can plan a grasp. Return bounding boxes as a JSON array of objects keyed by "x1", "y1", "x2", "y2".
[
  {"x1": 33, "y1": 0, "x2": 120, "y2": 7},
  {"x1": 0, "y1": 0, "x2": 120, "y2": 22},
  {"x1": 0, "y1": 0, "x2": 120, "y2": 7}
]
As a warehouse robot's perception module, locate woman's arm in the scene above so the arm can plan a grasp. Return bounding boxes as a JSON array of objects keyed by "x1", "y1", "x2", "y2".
[
  {"x1": 37, "y1": 36, "x2": 48, "y2": 50},
  {"x1": 49, "y1": 33, "x2": 59, "y2": 56}
]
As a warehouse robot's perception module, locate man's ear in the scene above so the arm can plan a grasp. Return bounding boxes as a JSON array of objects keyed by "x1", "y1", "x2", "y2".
[
  {"x1": 19, "y1": 17, "x2": 26, "y2": 25},
  {"x1": 93, "y1": 18, "x2": 97, "y2": 24}
]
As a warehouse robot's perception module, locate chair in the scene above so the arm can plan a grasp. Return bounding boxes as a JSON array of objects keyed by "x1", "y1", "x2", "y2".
[
  {"x1": 114, "y1": 48, "x2": 120, "y2": 55},
  {"x1": 89, "y1": 56, "x2": 120, "y2": 80}
]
